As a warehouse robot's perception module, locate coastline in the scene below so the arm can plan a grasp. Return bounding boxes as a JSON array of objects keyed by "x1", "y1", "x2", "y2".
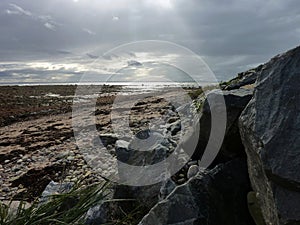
[{"x1": 0, "y1": 84, "x2": 201, "y2": 200}]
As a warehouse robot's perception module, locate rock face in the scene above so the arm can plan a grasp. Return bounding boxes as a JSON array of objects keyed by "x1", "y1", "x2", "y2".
[
  {"x1": 114, "y1": 130, "x2": 175, "y2": 215},
  {"x1": 187, "y1": 88, "x2": 253, "y2": 166},
  {"x1": 139, "y1": 159, "x2": 254, "y2": 225},
  {"x1": 239, "y1": 46, "x2": 300, "y2": 225},
  {"x1": 222, "y1": 64, "x2": 263, "y2": 90}
]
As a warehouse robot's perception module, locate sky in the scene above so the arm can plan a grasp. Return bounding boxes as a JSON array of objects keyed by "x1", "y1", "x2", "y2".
[{"x1": 0, "y1": 0, "x2": 300, "y2": 84}]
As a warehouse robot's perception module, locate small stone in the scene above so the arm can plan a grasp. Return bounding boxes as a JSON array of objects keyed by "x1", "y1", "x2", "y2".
[
  {"x1": 167, "y1": 117, "x2": 178, "y2": 124},
  {"x1": 67, "y1": 156, "x2": 75, "y2": 161},
  {"x1": 4, "y1": 160, "x2": 10, "y2": 164},
  {"x1": 2, "y1": 187, "x2": 10, "y2": 193},
  {"x1": 168, "y1": 121, "x2": 181, "y2": 136},
  {"x1": 178, "y1": 173, "x2": 185, "y2": 178},
  {"x1": 115, "y1": 140, "x2": 129, "y2": 150},
  {"x1": 12, "y1": 166, "x2": 20, "y2": 172},
  {"x1": 187, "y1": 165, "x2": 199, "y2": 179},
  {"x1": 56, "y1": 152, "x2": 68, "y2": 160},
  {"x1": 177, "y1": 178, "x2": 185, "y2": 184},
  {"x1": 32, "y1": 156, "x2": 38, "y2": 162},
  {"x1": 82, "y1": 165, "x2": 88, "y2": 169},
  {"x1": 17, "y1": 159, "x2": 23, "y2": 164},
  {"x1": 101, "y1": 163, "x2": 109, "y2": 170}
]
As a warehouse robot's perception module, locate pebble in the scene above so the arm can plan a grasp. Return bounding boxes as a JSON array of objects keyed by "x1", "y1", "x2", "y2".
[
  {"x1": 178, "y1": 173, "x2": 185, "y2": 178},
  {"x1": 56, "y1": 152, "x2": 69, "y2": 160},
  {"x1": 67, "y1": 156, "x2": 75, "y2": 161},
  {"x1": 4, "y1": 160, "x2": 10, "y2": 164},
  {"x1": 17, "y1": 159, "x2": 23, "y2": 164},
  {"x1": 101, "y1": 163, "x2": 109, "y2": 170},
  {"x1": 2, "y1": 187, "x2": 10, "y2": 193},
  {"x1": 32, "y1": 156, "x2": 38, "y2": 162},
  {"x1": 12, "y1": 166, "x2": 20, "y2": 172},
  {"x1": 187, "y1": 165, "x2": 199, "y2": 179},
  {"x1": 167, "y1": 117, "x2": 178, "y2": 124},
  {"x1": 177, "y1": 178, "x2": 186, "y2": 184}
]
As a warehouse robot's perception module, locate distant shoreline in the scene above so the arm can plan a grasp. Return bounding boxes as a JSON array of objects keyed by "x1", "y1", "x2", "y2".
[{"x1": 0, "y1": 81, "x2": 217, "y2": 87}]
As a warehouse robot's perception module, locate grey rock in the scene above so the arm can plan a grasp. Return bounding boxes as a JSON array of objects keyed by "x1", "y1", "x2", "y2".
[
  {"x1": 115, "y1": 140, "x2": 130, "y2": 162},
  {"x1": 187, "y1": 165, "x2": 199, "y2": 179},
  {"x1": 139, "y1": 159, "x2": 254, "y2": 225},
  {"x1": 223, "y1": 64, "x2": 263, "y2": 90},
  {"x1": 40, "y1": 181, "x2": 73, "y2": 203},
  {"x1": 98, "y1": 133, "x2": 119, "y2": 147},
  {"x1": 85, "y1": 203, "x2": 111, "y2": 225},
  {"x1": 114, "y1": 129, "x2": 174, "y2": 215},
  {"x1": 159, "y1": 178, "x2": 177, "y2": 200},
  {"x1": 239, "y1": 46, "x2": 300, "y2": 225},
  {"x1": 167, "y1": 120, "x2": 181, "y2": 136},
  {"x1": 182, "y1": 88, "x2": 253, "y2": 165},
  {"x1": 116, "y1": 140, "x2": 129, "y2": 150}
]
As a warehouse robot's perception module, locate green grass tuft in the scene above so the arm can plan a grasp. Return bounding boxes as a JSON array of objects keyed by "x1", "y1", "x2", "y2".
[{"x1": 0, "y1": 181, "x2": 110, "y2": 225}]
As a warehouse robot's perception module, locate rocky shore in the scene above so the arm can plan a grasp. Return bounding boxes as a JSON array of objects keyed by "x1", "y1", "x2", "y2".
[
  {"x1": 0, "y1": 84, "x2": 198, "y2": 201},
  {"x1": 1, "y1": 45, "x2": 300, "y2": 225}
]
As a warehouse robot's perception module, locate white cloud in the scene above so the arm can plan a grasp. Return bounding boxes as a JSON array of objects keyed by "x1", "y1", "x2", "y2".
[
  {"x1": 83, "y1": 28, "x2": 96, "y2": 35},
  {"x1": 112, "y1": 16, "x2": 119, "y2": 21},
  {"x1": 44, "y1": 22, "x2": 56, "y2": 31},
  {"x1": 9, "y1": 3, "x2": 32, "y2": 16},
  {"x1": 5, "y1": 9, "x2": 20, "y2": 15},
  {"x1": 6, "y1": 3, "x2": 59, "y2": 32}
]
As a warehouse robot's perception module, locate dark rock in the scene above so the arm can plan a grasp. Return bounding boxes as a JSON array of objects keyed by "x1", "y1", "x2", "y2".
[
  {"x1": 114, "y1": 129, "x2": 173, "y2": 217},
  {"x1": 115, "y1": 140, "x2": 130, "y2": 162},
  {"x1": 85, "y1": 203, "x2": 109, "y2": 225},
  {"x1": 247, "y1": 192, "x2": 266, "y2": 225},
  {"x1": 239, "y1": 46, "x2": 300, "y2": 225},
  {"x1": 11, "y1": 164, "x2": 68, "y2": 201},
  {"x1": 223, "y1": 64, "x2": 263, "y2": 90},
  {"x1": 159, "y1": 178, "x2": 176, "y2": 200},
  {"x1": 182, "y1": 88, "x2": 253, "y2": 166},
  {"x1": 139, "y1": 159, "x2": 254, "y2": 225},
  {"x1": 98, "y1": 133, "x2": 119, "y2": 147},
  {"x1": 40, "y1": 181, "x2": 73, "y2": 203},
  {"x1": 167, "y1": 120, "x2": 181, "y2": 136},
  {"x1": 187, "y1": 165, "x2": 199, "y2": 179},
  {"x1": 85, "y1": 202, "x2": 115, "y2": 225}
]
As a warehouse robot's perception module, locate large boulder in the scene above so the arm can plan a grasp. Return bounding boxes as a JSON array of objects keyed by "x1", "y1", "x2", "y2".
[
  {"x1": 114, "y1": 129, "x2": 176, "y2": 215},
  {"x1": 184, "y1": 88, "x2": 253, "y2": 166},
  {"x1": 239, "y1": 46, "x2": 300, "y2": 225},
  {"x1": 222, "y1": 64, "x2": 263, "y2": 90},
  {"x1": 139, "y1": 159, "x2": 254, "y2": 225}
]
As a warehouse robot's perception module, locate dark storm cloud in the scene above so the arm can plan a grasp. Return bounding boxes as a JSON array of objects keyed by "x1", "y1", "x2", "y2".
[
  {"x1": 0, "y1": 0, "x2": 300, "y2": 82},
  {"x1": 172, "y1": 0, "x2": 300, "y2": 78}
]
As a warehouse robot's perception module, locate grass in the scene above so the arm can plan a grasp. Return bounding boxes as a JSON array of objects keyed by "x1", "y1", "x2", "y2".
[
  {"x1": 0, "y1": 181, "x2": 111, "y2": 225},
  {"x1": 188, "y1": 85, "x2": 219, "y2": 112}
]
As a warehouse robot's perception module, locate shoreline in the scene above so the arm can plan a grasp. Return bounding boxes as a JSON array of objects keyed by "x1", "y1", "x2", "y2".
[{"x1": 0, "y1": 84, "x2": 199, "y2": 200}]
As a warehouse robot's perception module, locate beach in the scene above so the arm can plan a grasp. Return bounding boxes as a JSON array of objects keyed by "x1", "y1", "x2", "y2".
[{"x1": 0, "y1": 84, "x2": 200, "y2": 201}]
